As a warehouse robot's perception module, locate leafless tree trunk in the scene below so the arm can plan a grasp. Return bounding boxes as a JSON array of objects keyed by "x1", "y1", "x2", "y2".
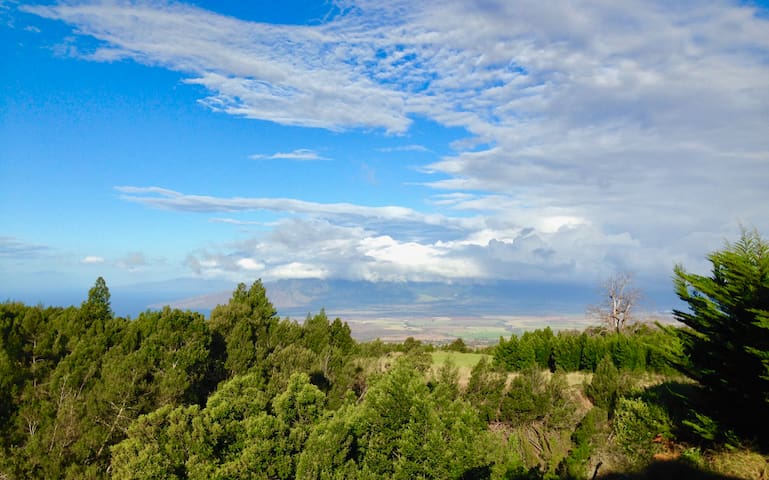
[{"x1": 587, "y1": 272, "x2": 640, "y2": 334}]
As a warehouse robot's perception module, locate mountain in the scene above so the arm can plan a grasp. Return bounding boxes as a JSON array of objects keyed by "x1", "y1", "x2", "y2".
[{"x1": 152, "y1": 278, "x2": 601, "y2": 318}]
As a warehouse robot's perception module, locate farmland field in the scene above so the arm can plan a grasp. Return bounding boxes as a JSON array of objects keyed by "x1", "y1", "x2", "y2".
[{"x1": 341, "y1": 313, "x2": 609, "y2": 344}]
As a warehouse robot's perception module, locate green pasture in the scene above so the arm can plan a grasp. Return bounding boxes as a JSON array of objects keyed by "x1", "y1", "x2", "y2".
[{"x1": 431, "y1": 351, "x2": 491, "y2": 369}]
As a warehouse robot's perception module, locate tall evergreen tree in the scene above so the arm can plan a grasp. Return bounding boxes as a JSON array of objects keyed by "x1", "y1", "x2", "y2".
[
  {"x1": 210, "y1": 280, "x2": 279, "y2": 377},
  {"x1": 671, "y1": 229, "x2": 769, "y2": 444},
  {"x1": 585, "y1": 355, "x2": 620, "y2": 412},
  {"x1": 81, "y1": 277, "x2": 113, "y2": 326}
]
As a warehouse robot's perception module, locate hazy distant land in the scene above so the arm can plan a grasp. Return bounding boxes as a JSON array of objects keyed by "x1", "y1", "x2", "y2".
[{"x1": 146, "y1": 278, "x2": 676, "y2": 343}]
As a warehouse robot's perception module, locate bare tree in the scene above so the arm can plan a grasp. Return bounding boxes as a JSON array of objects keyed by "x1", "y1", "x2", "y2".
[{"x1": 588, "y1": 272, "x2": 640, "y2": 334}]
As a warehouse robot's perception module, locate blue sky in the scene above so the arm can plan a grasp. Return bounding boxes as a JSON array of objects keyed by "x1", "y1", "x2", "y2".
[{"x1": 1, "y1": 0, "x2": 768, "y2": 315}]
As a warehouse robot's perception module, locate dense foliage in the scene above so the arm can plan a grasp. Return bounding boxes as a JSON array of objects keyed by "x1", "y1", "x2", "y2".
[
  {"x1": 0, "y1": 279, "x2": 362, "y2": 478},
  {"x1": 493, "y1": 325, "x2": 674, "y2": 374},
  {"x1": 669, "y1": 229, "x2": 769, "y2": 446}
]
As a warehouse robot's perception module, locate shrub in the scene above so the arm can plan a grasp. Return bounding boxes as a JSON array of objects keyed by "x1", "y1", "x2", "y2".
[
  {"x1": 585, "y1": 355, "x2": 620, "y2": 412},
  {"x1": 613, "y1": 397, "x2": 672, "y2": 464},
  {"x1": 558, "y1": 407, "x2": 608, "y2": 479},
  {"x1": 680, "y1": 447, "x2": 704, "y2": 468}
]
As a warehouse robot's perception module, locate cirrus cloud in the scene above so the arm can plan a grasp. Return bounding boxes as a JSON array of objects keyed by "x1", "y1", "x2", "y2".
[
  {"x1": 0, "y1": 236, "x2": 51, "y2": 258},
  {"x1": 249, "y1": 148, "x2": 330, "y2": 161}
]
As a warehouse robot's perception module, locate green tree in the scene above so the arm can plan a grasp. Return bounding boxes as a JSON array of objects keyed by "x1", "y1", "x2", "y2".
[
  {"x1": 500, "y1": 368, "x2": 549, "y2": 425},
  {"x1": 432, "y1": 357, "x2": 460, "y2": 402},
  {"x1": 265, "y1": 344, "x2": 321, "y2": 398},
  {"x1": 551, "y1": 330, "x2": 582, "y2": 372},
  {"x1": 297, "y1": 357, "x2": 494, "y2": 479},
  {"x1": 81, "y1": 277, "x2": 112, "y2": 325},
  {"x1": 3, "y1": 289, "x2": 127, "y2": 478},
  {"x1": 110, "y1": 404, "x2": 200, "y2": 480},
  {"x1": 613, "y1": 397, "x2": 672, "y2": 464},
  {"x1": 215, "y1": 373, "x2": 325, "y2": 479},
  {"x1": 446, "y1": 337, "x2": 469, "y2": 353},
  {"x1": 585, "y1": 355, "x2": 620, "y2": 412},
  {"x1": 210, "y1": 280, "x2": 279, "y2": 377},
  {"x1": 465, "y1": 356, "x2": 505, "y2": 422},
  {"x1": 579, "y1": 332, "x2": 608, "y2": 371},
  {"x1": 495, "y1": 334, "x2": 535, "y2": 371},
  {"x1": 670, "y1": 229, "x2": 769, "y2": 444},
  {"x1": 607, "y1": 333, "x2": 645, "y2": 371},
  {"x1": 558, "y1": 407, "x2": 608, "y2": 479},
  {"x1": 522, "y1": 328, "x2": 554, "y2": 368},
  {"x1": 544, "y1": 370, "x2": 577, "y2": 430},
  {"x1": 167, "y1": 373, "x2": 272, "y2": 479}
]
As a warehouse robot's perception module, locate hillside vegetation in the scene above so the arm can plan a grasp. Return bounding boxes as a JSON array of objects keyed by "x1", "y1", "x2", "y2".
[{"x1": 0, "y1": 230, "x2": 767, "y2": 479}]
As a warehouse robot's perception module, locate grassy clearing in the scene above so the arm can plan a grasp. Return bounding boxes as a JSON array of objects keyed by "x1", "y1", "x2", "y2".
[
  {"x1": 430, "y1": 352, "x2": 593, "y2": 391},
  {"x1": 431, "y1": 351, "x2": 491, "y2": 369},
  {"x1": 564, "y1": 370, "x2": 591, "y2": 387},
  {"x1": 430, "y1": 351, "x2": 491, "y2": 387}
]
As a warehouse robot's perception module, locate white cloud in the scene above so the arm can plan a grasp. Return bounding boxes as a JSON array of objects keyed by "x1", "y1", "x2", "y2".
[
  {"x1": 22, "y1": 1, "x2": 411, "y2": 132},
  {"x1": 427, "y1": 193, "x2": 477, "y2": 207},
  {"x1": 535, "y1": 216, "x2": 588, "y2": 234},
  {"x1": 268, "y1": 262, "x2": 327, "y2": 279},
  {"x1": 210, "y1": 217, "x2": 269, "y2": 226},
  {"x1": 23, "y1": 1, "x2": 769, "y2": 290},
  {"x1": 114, "y1": 185, "x2": 480, "y2": 232},
  {"x1": 176, "y1": 214, "x2": 681, "y2": 287},
  {"x1": 356, "y1": 235, "x2": 482, "y2": 281},
  {"x1": 236, "y1": 258, "x2": 264, "y2": 271},
  {"x1": 81, "y1": 255, "x2": 105, "y2": 264},
  {"x1": 378, "y1": 144, "x2": 430, "y2": 153},
  {"x1": 249, "y1": 148, "x2": 330, "y2": 161},
  {"x1": 111, "y1": 183, "x2": 736, "y2": 288},
  {"x1": 23, "y1": 0, "x2": 769, "y2": 160}
]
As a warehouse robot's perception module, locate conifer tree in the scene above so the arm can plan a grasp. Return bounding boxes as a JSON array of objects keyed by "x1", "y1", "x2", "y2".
[
  {"x1": 586, "y1": 355, "x2": 620, "y2": 412},
  {"x1": 210, "y1": 280, "x2": 279, "y2": 376},
  {"x1": 81, "y1": 276, "x2": 112, "y2": 325},
  {"x1": 671, "y1": 229, "x2": 769, "y2": 444}
]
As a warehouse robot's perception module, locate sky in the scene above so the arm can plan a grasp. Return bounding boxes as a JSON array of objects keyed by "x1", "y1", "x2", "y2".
[{"x1": 1, "y1": 0, "x2": 768, "y2": 316}]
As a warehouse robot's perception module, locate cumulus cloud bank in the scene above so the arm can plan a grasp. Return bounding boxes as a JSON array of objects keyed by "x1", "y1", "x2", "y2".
[{"x1": 120, "y1": 187, "x2": 690, "y2": 286}]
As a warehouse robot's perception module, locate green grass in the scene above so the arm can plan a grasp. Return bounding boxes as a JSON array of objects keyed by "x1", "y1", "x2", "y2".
[
  {"x1": 431, "y1": 351, "x2": 491, "y2": 369},
  {"x1": 430, "y1": 352, "x2": 491, "y2": 387}
]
